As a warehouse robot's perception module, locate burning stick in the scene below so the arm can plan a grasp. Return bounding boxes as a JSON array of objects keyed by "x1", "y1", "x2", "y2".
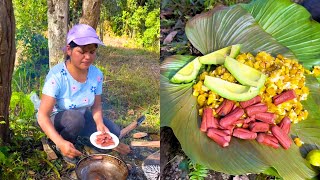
[
  {"x1": 240, "y1": 95, "x2": 262, "y2": 108},
  {"x1": 273, "y1": 90, "x2": 297, "y2": 106}
]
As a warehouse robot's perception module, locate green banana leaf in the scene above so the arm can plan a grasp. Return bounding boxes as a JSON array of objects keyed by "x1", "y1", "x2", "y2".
[
  {"x1": 241, "y1": 0, "x2": 320, "y2": 69},
  {"x1": 161, "y1": 0, "x2": 320, "y2": 179},
  {"x1": 185, "y1": 5, "x2": 295, "y2": 59}
]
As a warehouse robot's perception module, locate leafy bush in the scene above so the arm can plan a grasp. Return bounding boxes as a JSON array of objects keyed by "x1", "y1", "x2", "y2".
[
  {"x1": 188, "y1": 160, "x2": 209, "y2": 180},
  {"x1": 102, "y1": 0, "x2": 160, "y2": 49}
]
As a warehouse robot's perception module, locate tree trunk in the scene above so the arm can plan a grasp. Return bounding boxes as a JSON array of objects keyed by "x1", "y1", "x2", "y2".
[
  {"x1": 79, "y1": 0, "x2": 102, "y2": 29},
  {"x1": 47, "y1": 0, "x2": 69, "y2": 68},
  {"x1": 0, "y1": 0, "x2": 15, "y2": 145}
]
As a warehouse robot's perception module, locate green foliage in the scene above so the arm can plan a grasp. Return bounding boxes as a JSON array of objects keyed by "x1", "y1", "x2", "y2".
[
  {"x1": 188, "y1": 159, "x2": 209, "y2": 180},
  {"x1": 10, "y1": 92, "x2": 34, "y2": 119},
  {"x1": 141, "y1": 8, "x2": 160, "y2": 50},
  {"x1": 0, "y1": 91, "x2": 60, "y2": 179},
  {"x1": 13, "y1": 0, "x2": 47, "y2": 35},
  {"x1": 96, "y1": 46, "x2": 160, "y2": 132},
  {"x1": 102, "y1": 0, "x2": 160, "y2": 49},
  {"x1": 12, "y1": 1, "x2": 49, "y2": 94},
  {"x1": 0, "y1": 144, "x2": 60, "y2": 179},
  {"x1": 9, "y1": 92, "x2": 43, "y2": 141}
]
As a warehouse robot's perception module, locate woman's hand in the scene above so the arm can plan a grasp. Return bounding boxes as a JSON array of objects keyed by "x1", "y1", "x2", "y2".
[
  {"x1": 58, "y1": 140, "x2": 82, "y2": 159},
  {"x1": 96, "y1": 123, "x2": 110, "y2": 134}
]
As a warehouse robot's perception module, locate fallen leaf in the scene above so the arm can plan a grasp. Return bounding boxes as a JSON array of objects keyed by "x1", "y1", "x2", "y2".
[{"x1": 163, "y1": 30, "x2": 178, "y2": 44}]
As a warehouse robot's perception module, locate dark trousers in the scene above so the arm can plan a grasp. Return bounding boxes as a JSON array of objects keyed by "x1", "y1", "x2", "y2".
[{"x1": 51, "y1": 109, "x2": 120, "y2": 143}]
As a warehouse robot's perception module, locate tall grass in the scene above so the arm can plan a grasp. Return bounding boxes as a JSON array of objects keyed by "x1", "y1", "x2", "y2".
[{"x1": 95, "y1": 46, "x2": 160, "y2": 133}]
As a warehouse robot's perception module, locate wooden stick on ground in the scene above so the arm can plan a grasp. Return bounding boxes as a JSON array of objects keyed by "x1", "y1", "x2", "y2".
[
  {"x1": 41, "y1": 137, "x2": 58, "y2": 160},
  {"x1": 131, "y1": 141, "x2": 160, "y2": 148}
]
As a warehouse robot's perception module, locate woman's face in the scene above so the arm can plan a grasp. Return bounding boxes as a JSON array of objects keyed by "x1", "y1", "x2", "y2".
[{"x1": 67, "y1": 44, "x2": 97, "y2": 70}]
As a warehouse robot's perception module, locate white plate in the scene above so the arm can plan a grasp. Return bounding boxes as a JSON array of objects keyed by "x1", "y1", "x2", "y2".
[{"x1": 90, "y1": 131, "x2": 119, "y2": 149}]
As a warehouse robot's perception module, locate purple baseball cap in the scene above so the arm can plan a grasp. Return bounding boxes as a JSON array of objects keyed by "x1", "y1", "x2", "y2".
[{"x1": 66, "y1": 24, "x2": 104, "y2": 46}]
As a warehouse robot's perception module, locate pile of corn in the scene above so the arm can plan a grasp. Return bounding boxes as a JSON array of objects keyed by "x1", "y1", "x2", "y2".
[{"x1": 193, "y1": 51, "x2": 310, "y2": 124}]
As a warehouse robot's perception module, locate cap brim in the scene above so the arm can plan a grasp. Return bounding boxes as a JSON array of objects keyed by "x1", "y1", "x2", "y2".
[{"x1": 73, "y1": 37, "x2": 105, "y2": 46}]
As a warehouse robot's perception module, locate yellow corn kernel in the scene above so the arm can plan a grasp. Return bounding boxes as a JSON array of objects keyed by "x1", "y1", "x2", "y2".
[
  {"x1": 227, "y1": 75, "x2": 235, "y2": 82},
  {"x1": 207, "y1": 93, "x2": 216, "y2": 105},
  {"x1": 221, "y1": 72, "x2": 231, "y2": 81},
  {"x1": 193, "y1": 90, "x2": 199, "y2": 97},
  {"x1": 201, "y1": 85, "x2": 209, "y2": 92},
  {"x1": 294, "y1": 88, "x2": 302, "y2": 96},
  {"x1": 288, "y1": 109, "x2": 298, "y2": 123},
  {"x1": 276, "y1": 107, "x2": 286, "y2": 116},
  {"x1": 275, "y1": 115, "x2": 284, "y2": 124},
  {"x1": 197, "y1": 94, "x2": 207, "y2": 107},
  {"x1": 301, "y1": 110, "x2": 309, "y2": 120},
  {"x1": 254, "y1": 62, "x2": 260, "y2": 70},
  {"x1": 313, "y1": 66, "x2": 320, "y2": 77},
  {"x1": 290, "y1": 68, "x2": 297, "y2": 76},
  {"x1": 283, "y1": 75, "x2": 290, "y2": 82},
  {"x1": 268, "y1": 103, "x2": 278, "y2": 113},
  {"x1": 266, "y1": 85, "x2": 277, "y2": 97},
  {"x1": 216, "y1": 66, "x2": 226, "y2": 75},
  {"x1": 237, "y1": 54, "x2": 246, "y2": 61},
  {"x1": 277, "y1": 54, "x2": 284, "y2": 59},
  {"x1": 247, "y1": 53, "x2": 255, "y2": 61},
  {"x1": 294, "y1": 137, "x2": 304, "y2": 147},
  {"x1": 245, "y1": 60, "x2": 254, "y2": 67},
  {"x1": 193, "y1": 81, "x2": 203, "y2": 90},
  {"x1": 275, "y1": 80, "x2": 284, "y2": 88},
  {"x1": 260, "y1": 62, "x2": 266, "y2": 69},
  {"x1": 209, "y1": 70, "x2": 216, "y2": 76},
  {"x1": 200, "y1": 72, "x2": 208, "y2": 81},
  {"x1": 302, "y1": 86, "x2": 309, "y2": 94},
  {"x1": 265, "y1": 62, "x2": 271, "y2": 69},
  {"x1": 238, "y1": 58, "x2": 246, "y2": 64},
  {"x1": 199, "y1": 108, "x2": 203, "y2": 116},
  {"x1": 298, "y1": 79, "x2": 305, "y2": 88},
  {"x1": 305, "y1": 69, "x2": 312, "y2": 75}
]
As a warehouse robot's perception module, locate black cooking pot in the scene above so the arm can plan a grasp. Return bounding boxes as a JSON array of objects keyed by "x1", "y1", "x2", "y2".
[{"x1": 75, "y1": 154, "x2": 128, "y2": 180}]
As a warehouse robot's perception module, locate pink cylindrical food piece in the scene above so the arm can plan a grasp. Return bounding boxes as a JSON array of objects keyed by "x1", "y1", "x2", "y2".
[
  {"x1": 233, "y1": 128, "x2": 257, "y2": 140},
  {"x1": 256, "y1": 133, "x2": 280, "y2": 149},
  {"x1": 220, "y1": 108, "x2": 245, "y2": 128},
  {"x1": 240, "y1": 95, "x2": 262, "y2": 108},
  {"x1": 255, "y1": 112, "x2": 276, "y2": 124},
  {"x1": 223, "y1": 129, "x2": 233, "y2": 135},
  {"x1": 205, "y1": 108, "x2": 218, "y2": 129},
  {"x1": 244, "y1": 115, "x2": 256, "y2": 124},
  {"x1": 273, "y1": 90, "x2": 297, "y2": 106},
  {"x1": 200, "y1": 108, "x2": 208, "y2": 132},
  {"x1": 207, "y1": 130, "x2": 230, "y2": 147},
  {"x1": 249, "y1": 122, "x2": 270, "y2": 132},
  {"x1": 245, "y1": 104, "x2": 268, "y2": 117},
  {"x1": 279, "y1": 116, "x2": 291, "y2": 135},
  {"x1": 216, "y1": 99, "x2": 235, "y2": 116},
  {"x1": 271, "y1": 125, "x2": 292, "y2": 149},
  {"x1": 207, "y1": 128, "x2": 229, "y2": 137},
  {"x1": 242, "y1": 123, "x2": 250, "y2": 129}
]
